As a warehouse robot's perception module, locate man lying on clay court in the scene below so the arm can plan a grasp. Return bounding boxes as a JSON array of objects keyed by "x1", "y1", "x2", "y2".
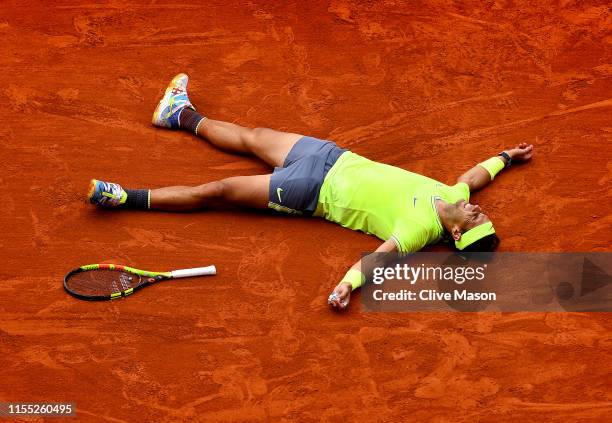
[{"x1": 88, "y1": 74, "x2": 533, "y2": 310}]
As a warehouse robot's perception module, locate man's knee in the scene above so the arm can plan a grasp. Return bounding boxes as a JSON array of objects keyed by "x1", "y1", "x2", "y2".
[
  {"x1": 243, "y1": 127, "x2": 269, "y2": 151},
  {"x1": 217, "y1": 178, "x2": 247, "y2": 202},
  {"x1": 193, "y1": 181, "x2": 226, "y2": 201}
]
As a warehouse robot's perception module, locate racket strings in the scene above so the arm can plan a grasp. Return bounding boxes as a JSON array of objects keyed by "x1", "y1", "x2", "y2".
[{"x1": 65, "y1": 269, "x2": 141, "y2": 297}]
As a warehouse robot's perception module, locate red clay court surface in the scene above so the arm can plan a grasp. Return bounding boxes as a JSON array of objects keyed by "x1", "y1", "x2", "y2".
[{"x1": 1, "y1": 1, "x2": 611, "y2": 421}]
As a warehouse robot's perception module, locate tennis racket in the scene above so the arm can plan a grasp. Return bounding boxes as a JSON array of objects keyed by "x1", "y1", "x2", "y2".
[{"x1": 64, "y1": 263, "x2": 216, "y2": 301}]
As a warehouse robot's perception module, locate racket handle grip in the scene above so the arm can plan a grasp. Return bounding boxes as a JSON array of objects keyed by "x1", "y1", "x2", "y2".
[{"x1": 170, "y1": 265, "x2": 216, "y2": 278}]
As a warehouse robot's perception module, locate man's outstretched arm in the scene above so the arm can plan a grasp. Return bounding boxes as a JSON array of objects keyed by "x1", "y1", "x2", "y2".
[
  {"x1": 457, "y1": 142, "x2": 534, "y2": 191},
  {"x1": 328, "y1": 239, "x2": 398, "y2": 310}
]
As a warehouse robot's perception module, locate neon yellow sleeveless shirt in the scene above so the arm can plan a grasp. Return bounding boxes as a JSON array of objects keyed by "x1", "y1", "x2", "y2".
[{"x1": 314, "y1": 152, "x2": 470, "y2": 253}]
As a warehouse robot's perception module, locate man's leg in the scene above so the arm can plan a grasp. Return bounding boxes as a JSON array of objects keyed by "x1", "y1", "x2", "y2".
[
  {"x1": 150, "y1": 174, "x2": 270, "y2": 211},
  {"x1": 152, "y1": 73, "x2": 303, "y2": 168},
  {"x1": 193, "y1": 117, "x2": 302, "y2": 168},
  {"x1": 89, "y1": 175, "x2": 271, "y2": 212}
]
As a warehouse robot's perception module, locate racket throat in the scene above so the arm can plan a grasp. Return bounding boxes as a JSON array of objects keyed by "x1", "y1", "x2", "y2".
[{"x1": 148, "y1": 275, "x2": 165, "y2": 283}]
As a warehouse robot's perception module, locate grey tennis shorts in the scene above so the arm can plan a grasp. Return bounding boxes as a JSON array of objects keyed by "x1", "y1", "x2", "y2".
[{"x1": 268, "y1": 136, "x2": 346, "y2": 215}]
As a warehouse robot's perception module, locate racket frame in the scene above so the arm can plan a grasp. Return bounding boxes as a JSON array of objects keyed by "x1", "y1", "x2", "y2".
[{"x1": 65, "y1": 264, "x2": 173, "y2": 301}]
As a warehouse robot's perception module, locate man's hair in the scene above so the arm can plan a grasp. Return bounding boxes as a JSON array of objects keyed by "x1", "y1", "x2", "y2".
[{"x1": 460, "y1": 233, "x2": 500, "y2": 252}]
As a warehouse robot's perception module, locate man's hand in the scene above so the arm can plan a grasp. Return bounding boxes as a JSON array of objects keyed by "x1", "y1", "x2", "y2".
[
  {"x1": 507, "y1": 142, "x2": 534, "y2": 162},
  {"x1": 457, "y1": 142, "x2": 534, "y2": 192},
  {"x1": 328, "y1": 282, "x2": 351, "y2": 311}
]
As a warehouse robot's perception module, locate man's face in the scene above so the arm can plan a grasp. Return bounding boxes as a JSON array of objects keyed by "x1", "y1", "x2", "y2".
[{"x1": 455, "y1": 199, "x2": 491, "y2": 231}]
